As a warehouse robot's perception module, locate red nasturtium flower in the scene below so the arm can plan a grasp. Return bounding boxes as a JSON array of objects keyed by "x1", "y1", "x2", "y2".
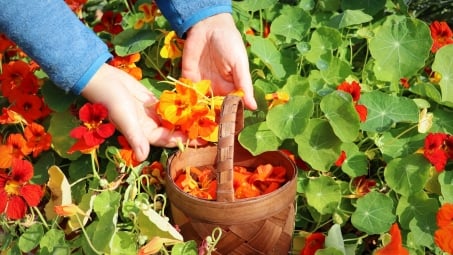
[
  {"x1": 429, "y1": 21, "x2": 453, "y2": 53},
  {"x1": 423, "y1": 132, "x2": 449, "y2": 172},
  {"x1": 24, "y1": 122, "x2": 52, "y2": 158},
  {"x1": 68, "y1": 103, "x2": 115, "y2": 154},
  {"x1": 109, "y1": 53, "x2": 142, "y2": 80},
  {"x1": 375, "y1": 223, "x2": 409, "y2": 255},
  {"x1": 9, "y1": 93, "x2": 47, "y2": 123},
  {"x1": 65, "y1": 0, "x2": 87, "y2": 17},
  {"x1": 337, "y1": 80, "x2": 367, "y2": 122},
  {"x1": 335, "y1": 151, "x2": 347, "y2": 167},
  {"x1": 0, "y1": 60, "x2": 40, "y2": 99},
  {"x1": 0, "y1": 133, "x2": 32, "y2": 169},
  {"x1": 300, "y1": 232, "x2": 325, "y2": 255},
  {"x1": 0, "y1": 159, "x2": 44, "y2": 220},
  {"x1": 352, "y1": 176, "x2": 377, "y2": 198},
  {"x1": 93, "y1": 10, "x2": 124, "y2": 35}
]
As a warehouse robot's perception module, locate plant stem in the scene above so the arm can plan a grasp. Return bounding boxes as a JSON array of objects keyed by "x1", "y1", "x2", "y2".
[
  {"x1": 33, "y1": 207, "x2": 49, "y2": 230},
  {"x1": 75, "y1": 214, "x2": 103, "y2": 255}
]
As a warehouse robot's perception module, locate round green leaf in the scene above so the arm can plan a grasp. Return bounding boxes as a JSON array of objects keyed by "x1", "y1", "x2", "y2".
[
  {"x1": 341, "y1": 0, "x2": 386, "y2": 16},
  {"x1": 329, "y1": 9, "x2": 373, "y2": 28},
  {"x1": 369, "y1": 15, "x2": 432, "y2": 82},
  {"x1": 110, "y1": 231, "x2": 137, "y2": 254},
  {"x1": 295, "y1": 119, "x2": 342, "y2": 171},
  {"x1": 432, "y1": 44, "x2": 453, "y2": 106},
  {"x1": 341, "y1": 153, "x2": 368, "y2": 177},
  {"x1": 439, "y1": 171, "x2": 453, "y2": 203},
  {"x1": 319, "y1": 56, "x2": 353, "y2": 84},
  {"x1": 305, "y1": 176, "x2": 341, "y2": 215},
  {"x1": 19, "y1": 224, "x2": 44, "y2": 252},
  {"x1": 271, "y1": 7, "x2": 311, "y2": 41},
  {"x1": 47, "y1": 111, "x2": 80, "y2": 160},
  {"x1": 41, "y1": 80, "x2": 77, "y2": 112},
  {"x1": 238, "y1": 121, "x2": 280, "y2": 155},
  {"x1": 351, "y1": 191, "x2": 396, "y2": 234},
  {"x1": 247, "y1": 36, "x2": 286, "y2": 79},
  {"x1": 234, "y1": 0, "x2": 278, "y2": 12},
  {"x1": 384, "y1": 154, "x2": 431, "y2": 196},
  {"x1": 360, "y1": 90, "x2": 419, "y2": 132},
  {"x1": 112, "y1": 29, "x2": 157, "y2": 56},
  {"x1": 266, "y1": 95, "x2": 313, "y2": 139},
  {"x1": 396, "y1": 191, "x2": 438, "y2": 230},
  {"x1": 305, "y1": 26, "x2": 342, "y2": 64},
  {"x1": 321, "y1": 91, "x2": 360, "y2": 142}
]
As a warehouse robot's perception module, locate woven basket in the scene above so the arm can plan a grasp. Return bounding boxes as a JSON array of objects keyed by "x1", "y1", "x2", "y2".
[{"x1": 166, "y1": 95, "x2": 297, "y2": 254}]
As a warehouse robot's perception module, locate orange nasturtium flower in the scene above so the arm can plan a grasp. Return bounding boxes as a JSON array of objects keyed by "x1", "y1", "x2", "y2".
[
  {"x1": 141, "y1": 161, "x2": 165, "y2": 186},
  {"x1": 24, "y1": 122, "x2": 52, "y2": 158},
  {"x1": 109, "y1": 53, "x2": 142, "y2": 80},
  {"x1": 54, "y1": 203, "x2": 87, "y2": 218},
  {"x1": 375, "y1": 223, "x2": 409, "y2": 255},
  {"x1": 0, "y1": 159, "x2": 44, "y2": 220},
  {"x1": 160, "y1": 31, "x2": 184, "y2": 60},
  {"x1": 116, "y1": 135, "x2": 141, "y2": 167},
  {"x1": 429, "y1": 21, "x2": 453, "y2": 53},
  {"x1": 0, "y1": 133, "x2": 32, "y2": 169},
  {"x1": 68, "y1": 103, "x2": 115, "y2": 154},
  {"x1": 134, "y1": 2, "x2": 160, "y2": 29},
  {"x1": 0, "y1": 108, "x2": 28, "y2": 125}
]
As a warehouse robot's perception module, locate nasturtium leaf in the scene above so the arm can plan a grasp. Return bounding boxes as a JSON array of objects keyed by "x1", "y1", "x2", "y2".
[
  {"x1": 295, "y1": 119, "x2": 342, "y2": 171},
  {"x1": 384, "y1": 154, "x2": 431, "y2": 196},
  {"x1": 319, "y1": 56, "x2": 353, "y2": 84},
  {"x1": 329, "y1": 9, "x2": 373, "y2": 28},
  {"x1": 351, "y1": 191, "x2": 396, "y2": 234},
  {"x1": 359, "y1": 90, "x2": 419, "y2": 132},
  {"x1": 432, "y1": 44, "x2": 453, "y2": 106},
  {"x1": 112, "y1": 29, "x2": 157, "y2": 56},
  {"x1": 341, "y1": 0, "x2": 386, "y2": 16},
  {"x1": 305, "y1": 26, "x2": 342, "y2": 64},
  {"x1": 282, "y1": 75, "x2": 312, "y2": 97},
  {"x1": 91, "y1": 191, "x2": 121, "y2": 253},
  {"x1": 369, "y1": 15, "x2": 432, "y2": 83},
  {"x1": 19, "y1": 224, "x2": 44, "y2": 252},
  {"x1": 305, "y1": 176, "x2": 341, "y2": 215},
  {"x1": 432, "y1": 108, "x2": 453, "y2": 134},
  {"x1": 396, "y1": 191, "x2": 438, "y2": 230},
  {"x1": 171, "y1": 240, "x2": 198, "y2": 255},
  {"x1": 316, "y1": 248, "x2": 344, "y2": 255},
  {"x1": 320, "y1": 91, "x2": 360, "y2": 142},
  {"x1": 325, "y1": 224, "x2": 346, "y2": 254},
  {"x1": 234, "y1": 0, "x2": 278, "y2": 12},
  {"x1": 41, "y1": 80, "x2": 76, "y2": 112},
  {"x1": 109, "y1": 231, "x2": 137, "y2": 255},
  {"x1": 409, "y1": 82, "x2": 442, "y2": 104},
  {"x1": 407, "y1": 217, "x2": 436, "y2": 249},
  {"x1": 377, "y1": 129, "x2": 425, "y2": 162},
  {"x1": 238, "y1": 122, "x2": 280, "y2": 155},
  {"x1": 44, "y1": 165, "x2": 72, "y2": 220},
  {"x1": 341, "y1": 153, "x2": 368, "y2": 177},
  {"x1": 137, "y1": 203, "x2": 183, "y2": 241},
  {"x1": 47, "y1": 111, "x2": 80, "y2": 160},
  {"x1": 93, "y1": 190, "x2": 121, "y2": 216},
  {"x1": 266, "y1": 95, "x2": 313, "y2": 139},
  {"x1": 39, "y1": 229, "x2": 68, "y2": 254},
  {"x1": 439, "y1": 171, "x2": 453, "y2": 203},
  {"x1": 247, "y1": 36, "x2": 286, "y2": 79},
  {"x1": 271, "y1": 6, "x2": 311, "y2": 41}
]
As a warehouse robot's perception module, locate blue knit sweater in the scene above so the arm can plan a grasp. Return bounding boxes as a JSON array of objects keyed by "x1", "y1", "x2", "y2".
[{"x1": 0, "y1": 0, "x2": 231, "y2": 94}]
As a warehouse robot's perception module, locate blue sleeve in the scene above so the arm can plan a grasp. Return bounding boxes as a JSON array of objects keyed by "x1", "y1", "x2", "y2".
[
  {"x1": 0, "y1": 0, "x2": 112, "y2": 94},
  {"x1": 155, "y1": 0, "x2": 232, "y2": 38}
]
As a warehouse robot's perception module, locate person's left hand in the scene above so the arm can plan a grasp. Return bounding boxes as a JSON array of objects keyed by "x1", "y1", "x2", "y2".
[
  {"x1": 182, "y1": 13, "x2": 257, "y2": 110},
  {"x1": 81, "y1": 64, "x2": 187, "y2": 161}
]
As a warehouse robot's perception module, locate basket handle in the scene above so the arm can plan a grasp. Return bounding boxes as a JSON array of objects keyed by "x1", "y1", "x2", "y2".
[{"x1": 216, "y1": 95, "x2": 244, "y2": 202}]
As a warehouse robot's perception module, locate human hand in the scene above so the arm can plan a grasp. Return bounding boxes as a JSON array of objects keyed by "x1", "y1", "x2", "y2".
[
  {"x1": 182, "y1": 13, "x2": 257, "y2": 110},
  {"x1": 81, "y1": 64, "x2": 187, "y2": 161}
]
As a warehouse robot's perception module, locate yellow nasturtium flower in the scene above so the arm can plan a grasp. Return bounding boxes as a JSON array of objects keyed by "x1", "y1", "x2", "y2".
[{"x1": 160, "y1": 31, "x2": 184, "y2": 60}]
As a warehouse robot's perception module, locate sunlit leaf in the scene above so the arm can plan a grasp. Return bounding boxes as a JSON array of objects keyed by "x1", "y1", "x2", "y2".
[
  {"x1": 247, "y1": 36, "x2": 286, "y2": 79},
  {"x1": 266, "y1": 95, "x2": 313, "y2": 139},
  {"x1": 305, "y1": 26, "x2": 342, "y2": 64},
  {"x1": 369, "y1": 15, "x2": 432, "y2": 82},
  {"x1": 321, "y1": 91, "x2": 360, "y2": 142},
  {"x1": 171, "y1": 240, "x2": 198, "y2": 255},
  {"x1": 239, "y1": 122, "x2": 280, "y2": 155},
  {"x1": 110, "y1": 231, "x2": 137, "y2": 255},
  {"x1": 234, "y1": 0, "x2": 278, "y2": 11},
  {"x1": 305, "y1": 176, "x2": 341, "y2": 215},
  {"x1": 47, "y1": 111, "x2": 80, "y2": 160},
  {"x1": 329, "y1": 9, "x2": 373, "y2": 28},
  {"x1": 295, "y1": 119, "x2": 342, "y2": 171},
  {"x1": 351, "y1": 191, "x2": 396, "y2": 234},
  {"x1": 112, "y1": 29, "x2": 157, "y2": 56},
  {"x1": 271, "y1": 6, "x2": 311, "y2": 41},
  {"x1": 384, "y1": 154, "x2": 431, "y2": 196},
  {"x1": 432, "y1": 44, "x2": 453, "y2": 106},
  {"x1": 19, "y1": 224, "x2": 43, "y2": 252},
  {"x1": 396, "y1": 191, "x2": 438, "y2": 230},
  {"x1": 439, "y1": 171, "x2": 453, "y2": 203},
  {"x1": 44, "y1": 165, "x2": 72, "y2": 220},
  {"x1": 136, "y1": 203, "x2": 183, "y2": 241},
  {"x1": 325, "y1": 224, "x2": 346, "y2": 254},
  {"x1": 360, "y1": 90, "x2": 419, "y2": 132}
]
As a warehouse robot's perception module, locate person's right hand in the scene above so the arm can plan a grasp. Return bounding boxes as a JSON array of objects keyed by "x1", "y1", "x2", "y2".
[{"x1": 81, "y1": 64, "x2": 187, "y2": 162}]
